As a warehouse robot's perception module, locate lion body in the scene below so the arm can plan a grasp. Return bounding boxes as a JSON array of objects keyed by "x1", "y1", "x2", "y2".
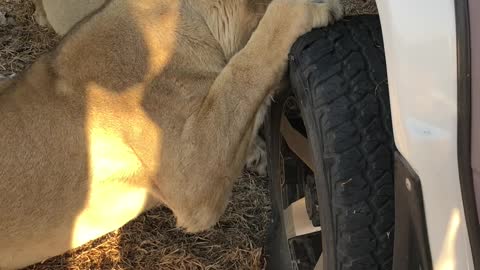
[{"x1": 0, "y1": 0, "x2": 341, "y2": 268}]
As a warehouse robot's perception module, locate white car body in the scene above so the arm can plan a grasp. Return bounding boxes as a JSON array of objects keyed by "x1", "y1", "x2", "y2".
[{"x1": 376, "y1": 0, "x2": 476, "y2": 269}]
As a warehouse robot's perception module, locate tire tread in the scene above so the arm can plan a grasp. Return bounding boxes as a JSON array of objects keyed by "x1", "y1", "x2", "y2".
[{"x1": 290, "y1": 16, "x2": 394, "y2": 270}]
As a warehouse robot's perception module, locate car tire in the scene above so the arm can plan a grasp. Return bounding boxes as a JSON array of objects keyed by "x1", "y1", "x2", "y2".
[{"x1": 265, "y1": 15, "x2": 394, "y2": 270}]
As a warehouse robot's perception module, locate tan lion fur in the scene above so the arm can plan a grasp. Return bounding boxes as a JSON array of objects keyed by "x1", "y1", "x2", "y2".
[{"x1": 0, "y1": 0, "x2": 342, "y2": 269}]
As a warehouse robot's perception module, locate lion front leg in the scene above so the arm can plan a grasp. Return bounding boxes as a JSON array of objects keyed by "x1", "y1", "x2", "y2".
[
  {"x1": 174, "y1": 176, "x2": 234, "y2": 233},
  {"x1": 158, "y1": 0, "x2": 342, "y2": 233}
]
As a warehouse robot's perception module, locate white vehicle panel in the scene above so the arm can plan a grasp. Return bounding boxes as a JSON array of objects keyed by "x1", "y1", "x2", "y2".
[{"x1": 375, "y1": 1, "x2": 474, "y2": 269}]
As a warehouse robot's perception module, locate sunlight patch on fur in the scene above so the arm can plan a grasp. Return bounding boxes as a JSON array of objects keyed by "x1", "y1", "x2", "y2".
[
  {"x1": 129, "y1": 0, "x2": 179, "y2": 79},
  {"x1": 70, "y1": 2, "x2": 181, "y2": 246},
  {"x1": 88, "y1": 127, "x2": 142, "y2": 182},
  {"x1": 70, "y1": 82, "x2": 164, "y2": 248},
  {"x1": 70, "y1": 186, "x2": 150, "y2": 248}
]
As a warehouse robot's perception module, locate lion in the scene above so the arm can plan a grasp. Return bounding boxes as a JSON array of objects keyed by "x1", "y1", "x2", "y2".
[
  {"x1": 34, "y1": 0, "x2": 273, "y2": 177},
  {"x1": 0, "y1": 0, "x2": 342, "y2": 269}
]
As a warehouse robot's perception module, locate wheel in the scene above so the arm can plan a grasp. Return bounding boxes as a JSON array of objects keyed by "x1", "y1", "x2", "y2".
[{"x1": 265, "y1": 16, "x2": 394, "y2": 270}]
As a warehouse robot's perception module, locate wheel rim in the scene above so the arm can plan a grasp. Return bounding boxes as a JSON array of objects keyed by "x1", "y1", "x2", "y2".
[{"x1": 277, "y1": 95, "x2": 324, "y2": 270}]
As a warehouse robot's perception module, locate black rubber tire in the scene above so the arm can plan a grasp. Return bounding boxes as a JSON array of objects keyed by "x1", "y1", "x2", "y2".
[{"x1": 265, "y1": 16, "x2": 394, "y2": 270}]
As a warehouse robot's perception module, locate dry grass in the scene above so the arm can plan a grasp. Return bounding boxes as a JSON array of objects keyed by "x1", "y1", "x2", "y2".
[
  {"x1": 342, "y1": 0, "x2": 378, "y2": 15},
  {"x1": 0, "y1": 0, "x2": 58, "y2": 77},
  {"x1": 0, "y1": 0, "x2": 377, "y2": 269}
]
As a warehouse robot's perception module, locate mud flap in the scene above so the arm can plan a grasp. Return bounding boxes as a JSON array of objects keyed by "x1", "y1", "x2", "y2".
[{"x1": 393, "y1": 152, "x2": 433, "y2": 270}]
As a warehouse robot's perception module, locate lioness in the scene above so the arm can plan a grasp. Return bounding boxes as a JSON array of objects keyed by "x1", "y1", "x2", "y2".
[
  {"x1": 0, "y1": 0, "x2": 342, "y2": 269},
  {"x1": 35, "y1": 0, "x2": 272, "y2": 177}
]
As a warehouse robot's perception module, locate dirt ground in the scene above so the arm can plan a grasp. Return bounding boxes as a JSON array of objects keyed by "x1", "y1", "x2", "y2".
[{"x1": 0, "y1": 0, "x2": 377, "y2": 269}]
